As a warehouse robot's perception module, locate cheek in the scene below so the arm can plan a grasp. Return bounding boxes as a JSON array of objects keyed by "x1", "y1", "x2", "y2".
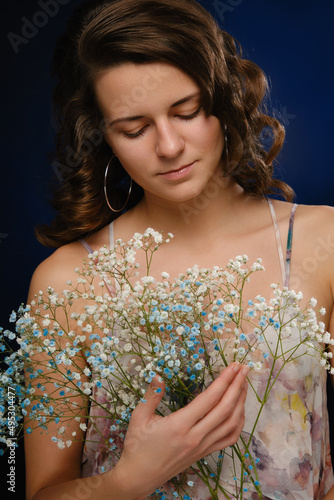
[{"x1": 192, "y1": 116, "x2": 224, "y2": 152}]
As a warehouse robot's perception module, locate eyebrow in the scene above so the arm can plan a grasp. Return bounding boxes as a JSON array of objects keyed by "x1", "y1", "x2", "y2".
[{"x1": 108, "y1": 92, "x2": 201, "y2": 127}]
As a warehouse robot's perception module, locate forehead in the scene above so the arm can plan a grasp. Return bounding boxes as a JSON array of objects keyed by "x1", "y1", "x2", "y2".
[{"x1": 93, "y1": 62, "x2": 200, "y2": 118}]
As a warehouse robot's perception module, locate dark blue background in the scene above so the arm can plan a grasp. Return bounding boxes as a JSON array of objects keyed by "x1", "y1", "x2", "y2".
[{"x1": 1, "y1": 0, "x2": 333, "y2": 493}]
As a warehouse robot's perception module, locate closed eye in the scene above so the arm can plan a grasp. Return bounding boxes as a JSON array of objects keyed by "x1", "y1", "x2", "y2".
[
  {"x1": 122, "y1": 107, "x2": 202, "y2": 140},
  {"x1": 178, "y1": 107, "x2": 202, "y2": 120},
  {"x1": 123, "y1": 126, "x2": 148, "y2": 140}
]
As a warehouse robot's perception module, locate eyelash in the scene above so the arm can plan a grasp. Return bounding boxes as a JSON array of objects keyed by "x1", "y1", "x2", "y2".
[{"x1": 123, "y1": 107, "x2": 202, "y2": 140}]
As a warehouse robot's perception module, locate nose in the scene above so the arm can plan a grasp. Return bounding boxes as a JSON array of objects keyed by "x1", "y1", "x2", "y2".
[{"x1": 155, "y1": 121, "x2": 185, "y2": 158}]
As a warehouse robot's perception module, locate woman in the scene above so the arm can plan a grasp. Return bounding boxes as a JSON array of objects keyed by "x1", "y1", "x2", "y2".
[{"x1": 25, "y1": 0, "x2": 334, "y2": 498}]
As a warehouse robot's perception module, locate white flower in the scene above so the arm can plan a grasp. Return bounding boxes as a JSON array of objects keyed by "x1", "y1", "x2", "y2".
[
  {"x1": 124, "y1": 343, "x2": 132, "y2": 352},
  {"x1": 320, "y1": 307, "x2": 326, "y2": 316},
  {"x1": 253, "y1": 362, "x2": 263, "y2": 371},
  {"x1": 79, "y1": 423, "x2": 87, "y2": 432},
  {"x1": 310, "y1": 297, "x2": 317, "y2": 307},
  {"x1": 323, "y1": 332, "x2": 331, "y2": 344}
]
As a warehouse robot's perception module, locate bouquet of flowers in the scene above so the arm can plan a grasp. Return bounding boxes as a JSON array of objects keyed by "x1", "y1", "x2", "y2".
[{"x1": 1, "y1": 228, "x2": 333, "y2": 499}]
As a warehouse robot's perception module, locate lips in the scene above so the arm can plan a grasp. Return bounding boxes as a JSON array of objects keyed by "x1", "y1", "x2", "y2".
[{"x1": 158, "y1": 161, "x2": 196, "y2": 180}]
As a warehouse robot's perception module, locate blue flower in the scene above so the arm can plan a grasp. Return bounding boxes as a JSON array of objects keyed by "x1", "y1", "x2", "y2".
[
  {"x1": 59, "y1": 391, "x2": 65, "y2": 396},
  {"x1": 9, "y1": 312, "x2": 17, "y2": 323},
  {"x1": 274, "y1": 322, "x2": 280, "y2": 329},
  {"x1": 239, "y1": 333, "x2": 247, "y2": 341}
]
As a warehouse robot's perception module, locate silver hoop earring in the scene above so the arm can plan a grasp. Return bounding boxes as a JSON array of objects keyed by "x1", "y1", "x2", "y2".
[
  {"x1": 224, "y1": 124, "x2": 229, "y2": 157},
  {"x1": 104, "y1": 157, "x2": 133, "y2": 213}
]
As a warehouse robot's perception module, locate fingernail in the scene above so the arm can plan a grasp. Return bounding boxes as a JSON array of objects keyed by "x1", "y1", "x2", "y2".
[
  {"x1": 232, "y1": 362, "x2": 241, "y2": 373},
  {"x1": 242, "y1": 365, "x2": 250, "y2": 376}
]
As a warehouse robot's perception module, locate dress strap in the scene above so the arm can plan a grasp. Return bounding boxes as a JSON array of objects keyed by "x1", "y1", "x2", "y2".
[
  {"x1": 284, "y1": 203, "x2": 298, "y2": 288},
  {"x1": 267, "y1": 199, "x2": 286, "y2": 285},
  {"x1": 109, "y1": 221, "x2": 115, "y2": 249},
  {"x1": 79, "y1": 239, "x2": 94, "y2": 255},
  {"x1": 267, "y1": 199, "x2": 298, "y2": 288}
]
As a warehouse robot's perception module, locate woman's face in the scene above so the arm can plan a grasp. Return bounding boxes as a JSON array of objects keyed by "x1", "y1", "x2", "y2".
[{"x1": 94, "y1": 62, "x2": 225, "y2": 207}]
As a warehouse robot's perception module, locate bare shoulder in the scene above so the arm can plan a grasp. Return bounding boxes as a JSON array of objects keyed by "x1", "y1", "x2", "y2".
[
  {"x1": 295, "y1": 203, "x2": 334, "y2": 229},
  {"x1": 293, "y1": 204, "x2": 334, "y2": 253},
  {"x1": 28, "y1": 241, "x2": 89, "y2": 302},
  {"x1": 291, "y1": 203, "x2": 334, "y2": 293},
  {"x1": 273, "y1": 199, "x2": 334, "y2": 237}
]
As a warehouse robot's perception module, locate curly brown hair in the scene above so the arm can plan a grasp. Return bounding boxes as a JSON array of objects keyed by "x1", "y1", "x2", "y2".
[{"x1": 36, "y1": 0, "x2": 294, "y2": 248}]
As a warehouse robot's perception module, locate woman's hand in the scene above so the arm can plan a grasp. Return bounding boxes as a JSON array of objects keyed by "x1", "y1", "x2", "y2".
[{"x1": 113, "y1": 362, "x2": 249, "y2": 498}]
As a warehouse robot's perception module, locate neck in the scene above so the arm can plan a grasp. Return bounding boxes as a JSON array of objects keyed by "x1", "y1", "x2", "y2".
[{"x1": 132, "y1": 177, "x2": 250, "y2": 242}]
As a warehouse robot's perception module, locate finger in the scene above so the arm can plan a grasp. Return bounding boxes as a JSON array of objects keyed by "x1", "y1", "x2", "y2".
[
  {"x1": 201, "y1": 383, "x2": 247, "y2": 451},
  {"x1": 194, "y1": 364, "x2": 249, "y2": 432},
  {"x1": 130, "y1": 376, "x2": 165, "y2": 424},
  {"x1": 179, "y1": 362, "x2": 243, "y2": 425}
]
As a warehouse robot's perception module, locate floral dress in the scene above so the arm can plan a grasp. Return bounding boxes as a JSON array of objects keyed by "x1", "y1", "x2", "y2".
[{"x1": 80, "y1": 201, "x2": 334, "y2": 499}]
